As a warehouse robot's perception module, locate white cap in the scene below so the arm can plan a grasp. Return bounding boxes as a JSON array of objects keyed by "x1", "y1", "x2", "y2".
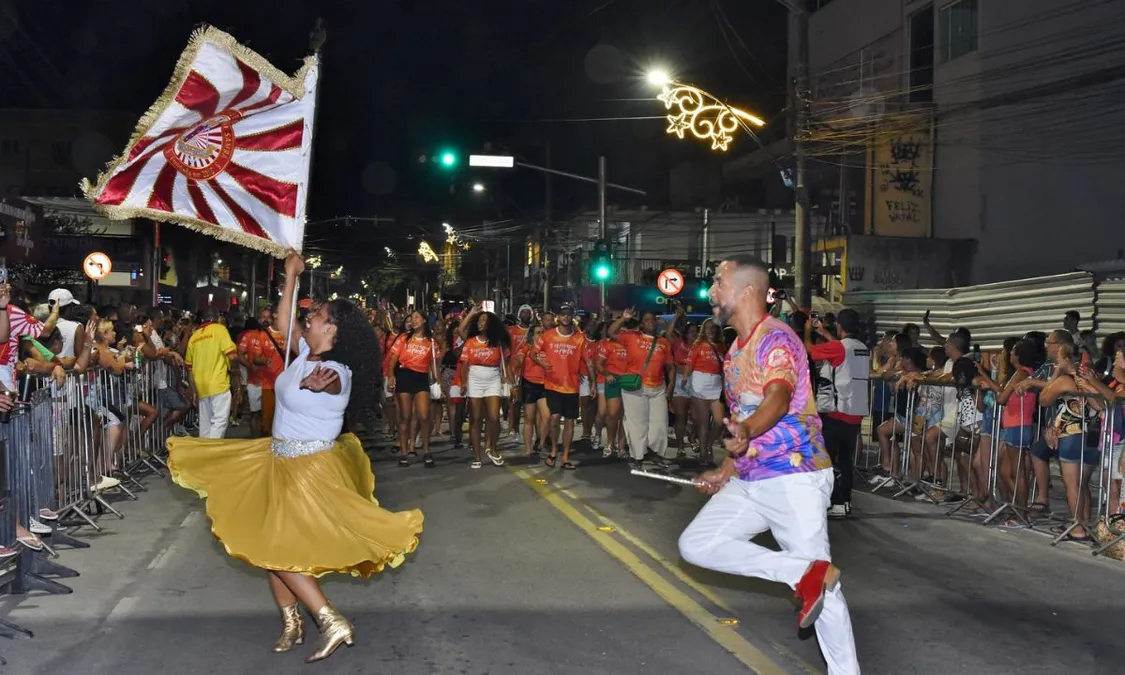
[{"x1": 48, "y1": 288, "x2": 80, "y2": 307}]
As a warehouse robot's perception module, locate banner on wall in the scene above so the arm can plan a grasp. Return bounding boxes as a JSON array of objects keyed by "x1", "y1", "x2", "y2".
[{"x1": 867, "y1": 117, "x2": 933, "y2": 238}]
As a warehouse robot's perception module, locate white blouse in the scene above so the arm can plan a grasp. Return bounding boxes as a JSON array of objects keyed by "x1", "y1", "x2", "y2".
[{"x1": 272, "y1": 338, "x2": 352, "y2": 442}]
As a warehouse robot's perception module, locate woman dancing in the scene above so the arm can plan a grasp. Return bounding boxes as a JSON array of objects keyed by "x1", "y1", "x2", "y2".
[{"x1": 167, "y1": 253, "x2": 424, "y2": 663}]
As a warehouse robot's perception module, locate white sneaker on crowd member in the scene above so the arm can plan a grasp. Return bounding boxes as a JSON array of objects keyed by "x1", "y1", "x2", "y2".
[
  {"x1": 38, "y1": 507, "x2": 58, "y2": 521},
  {"x1": 91, "y1": 475, "x2": 122, "y2": 492},
  {"x1": 827, "y1": 504, "x2": 848, "y2": 519},
  {"x1": 29, "y1": 518, "x2": 51, "y2": 534}
]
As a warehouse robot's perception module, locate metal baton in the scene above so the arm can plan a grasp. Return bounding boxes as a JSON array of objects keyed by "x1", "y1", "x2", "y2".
[{"x1": 629, "y1": 469, "x2": 700, "y2": 486}]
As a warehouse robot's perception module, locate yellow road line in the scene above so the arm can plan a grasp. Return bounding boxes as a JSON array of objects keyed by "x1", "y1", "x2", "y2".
[
  {"x1": 514, "y1": 469, "x2": 793, "y2": 675},
  {"x1": 554, "y1": 484, "x2": 822, "y2": 675}
]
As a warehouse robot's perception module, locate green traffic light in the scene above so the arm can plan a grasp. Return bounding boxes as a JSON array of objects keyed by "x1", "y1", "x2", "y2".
[
  {"x1": 594, "y1": 263, "x2": 611, "y2": 281},
  {"x1": 698, "y1": 286, "x2": 709, "y2": 299},
  {"x1": 439, "y1": 151, "x2": 457, "y2": 168}
]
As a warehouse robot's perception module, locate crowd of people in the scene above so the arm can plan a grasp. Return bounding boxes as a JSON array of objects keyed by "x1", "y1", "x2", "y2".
[{"x1": 6, "y1": 253, "x2": 1124, "y2": 672}]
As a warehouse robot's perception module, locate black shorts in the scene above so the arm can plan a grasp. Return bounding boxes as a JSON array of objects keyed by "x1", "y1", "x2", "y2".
[
  {"x1": 522, "y1": 380, "x2": 545, "y2": 405},
  {"x1": 545, "y1": 389, "x2": 580, "y2": 420},
  {"x1": 394, "y1": 366, "x2": 430, "y2": 395}
]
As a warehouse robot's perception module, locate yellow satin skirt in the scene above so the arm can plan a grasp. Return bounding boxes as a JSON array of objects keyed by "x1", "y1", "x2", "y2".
[{"x1": 167, "y1": 433, "x2": 423, "y2": 578}]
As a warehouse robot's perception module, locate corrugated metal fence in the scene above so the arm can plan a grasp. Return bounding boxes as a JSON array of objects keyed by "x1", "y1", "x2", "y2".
[
  {"x1": 843, "y1": 272, "x2": 1109, "y2": 348},
  {"x1": 1097, "y1": 277, "x2": 1125, "y2": 335}
]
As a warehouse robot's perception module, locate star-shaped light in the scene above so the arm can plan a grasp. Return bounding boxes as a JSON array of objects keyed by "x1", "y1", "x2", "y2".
[
  {"x1": 665, "y1": 112, "x2": 691, "y2": 139},
  {"x1": 710, "y1": 132, "x2": 733, "y2": 152}
]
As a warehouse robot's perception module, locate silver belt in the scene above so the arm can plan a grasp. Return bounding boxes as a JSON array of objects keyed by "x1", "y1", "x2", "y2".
[{"x1": 270, "y1": 437, "x2": 335, "y2": 458}]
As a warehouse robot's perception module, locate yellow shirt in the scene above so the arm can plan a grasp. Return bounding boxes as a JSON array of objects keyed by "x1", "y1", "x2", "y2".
[{"x1": 186, "y1": 322, "x2": 237, "y2": 399}]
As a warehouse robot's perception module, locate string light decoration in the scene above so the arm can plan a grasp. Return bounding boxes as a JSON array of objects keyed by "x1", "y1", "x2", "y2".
[
  {"x1": 418, "y1": 240, "x2": 439, "y2": 263},
  {"x1": 657, "y1": 84, "x2": 766, "y2": 152}
]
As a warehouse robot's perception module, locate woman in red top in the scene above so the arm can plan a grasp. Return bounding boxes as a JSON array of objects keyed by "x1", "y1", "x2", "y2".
[
  {"x1": 381, "y1": 315, "x2": 406, "y2": 447},
  {"x1": 669, "y1": 318, "x2": 698, "y2": 456},
  {"x1": 456, "y1": 305, "x2": 512, "y2": 468},
  {"x1": 387, "y1": 311, "x2": 440, "y2": 468},
  {"x1": 596, "y1": 327, "x2": 630, "y2": 459},
  {"x1": 581, "y1": 320, "x2": 605, "y2": 450},
  {"x1": 513, "y1": 324, "x2": 549, "y2": 457},
  {"x1": 683, "y1": 318, "x2": 725, "y2": 465}
]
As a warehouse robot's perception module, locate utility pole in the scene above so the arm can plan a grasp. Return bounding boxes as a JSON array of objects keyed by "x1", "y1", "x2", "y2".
[
  {"x1": 790, "y1": 0, "x2": 812, "y2": 308},
  {"x1": 543, "y1": 144, "x2": 553, "y2": 312},
  {"x1": 598, "y1": 155, "x2": 607, "y2": 307}
]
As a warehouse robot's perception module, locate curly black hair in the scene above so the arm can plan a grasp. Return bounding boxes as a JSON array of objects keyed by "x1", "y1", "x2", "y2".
[
  {"x1": 467, "y1": 311, "x2": 511, "y2": 350},
  {"x1": 320, "y1": 299, "x2": 382, "y2": 429}
]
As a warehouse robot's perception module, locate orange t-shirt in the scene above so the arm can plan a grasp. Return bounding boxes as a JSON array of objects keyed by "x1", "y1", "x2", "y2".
[
  {"x1": 383, "y1": 333, "x2": 406, "y2": 376},
  {"x1": 508, "y1": 325, "x2": 530, "y2": 353},
  {"x1": 518, "y1": 342, "x2": 546, "y2": 385},
  {"x1": 599, "y1": 339, "x2": 629, "y2": 378},
  {"x1": 459, "y1": 336, "x2": 505, "y2": 367},
  {"x1": 618, "y1": 330, "x2": 671, "y2": 388},
  {"x1": 688, "y1": 341, "x2": 723, "y2": 375},
  {"x1": 394, "y1": 335, "x2": 435, "y2": 374},
  {"x1": 672, "y1": 337, "x2": 692, "y2": 366},
  {"x1": 583, "y1": 339, "x2": 598, "y2": 379},
  {"x1": 538, "y1": 328, "x2": 587, "y2": 394}
]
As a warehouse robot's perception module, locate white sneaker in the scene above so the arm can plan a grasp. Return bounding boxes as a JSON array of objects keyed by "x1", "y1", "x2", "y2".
[
  {"x1": 827, "y1": 504, "x2": 848, "y2": 519},
  {"x1": 91, "y1": 475, "x2": 121, "y2": 492},
  {"x1": 29, "y1": 518, "x2": 51, "y2": 534}
]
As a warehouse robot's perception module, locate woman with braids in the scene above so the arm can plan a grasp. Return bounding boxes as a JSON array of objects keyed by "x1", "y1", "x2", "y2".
[
  {"x1": 166, "y1": 253, "x2": 423, "y2": 664},
  {"x1": 456, "y1": 303, "x2": 512, "y2": 468}
]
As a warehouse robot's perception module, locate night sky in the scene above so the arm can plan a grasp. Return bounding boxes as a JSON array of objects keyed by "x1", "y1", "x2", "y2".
[{"x1": 1, "y1": 0, "x2": 787, "y2": 262}]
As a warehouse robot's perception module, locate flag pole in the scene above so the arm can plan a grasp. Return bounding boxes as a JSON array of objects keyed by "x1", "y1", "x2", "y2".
[{"x1": 283, "y1": 17, "x2": 326, "y2": 368}]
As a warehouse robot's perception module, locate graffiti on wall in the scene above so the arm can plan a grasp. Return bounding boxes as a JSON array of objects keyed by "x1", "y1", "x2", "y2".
[{"x1": 870, "y1": 125, "x2": 932, "y2": 238}]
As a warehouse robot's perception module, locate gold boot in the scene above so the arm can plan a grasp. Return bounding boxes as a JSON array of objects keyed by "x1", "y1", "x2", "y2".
[
  {"x1": 305, "y1": 603, "x2": 354, "y2": 663},
  {"x1": 272, "y1": 603, "x2": 305, "y2": 653}
]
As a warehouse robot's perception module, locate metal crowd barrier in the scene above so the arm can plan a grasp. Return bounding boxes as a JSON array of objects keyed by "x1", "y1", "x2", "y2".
[
  {"x1": 857, "y1": 373, "x2": 1122, "y2": 554},
  {"x1": 0, "y1": 356, "x2": 190, "y2": 645}
]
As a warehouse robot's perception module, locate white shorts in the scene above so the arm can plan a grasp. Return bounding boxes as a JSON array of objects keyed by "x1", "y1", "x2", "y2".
[
  {"x1": 579, "y1": 376, "x2": 592, "y2": 398},
  {"x1": 246, "y1": 384, "x2": 263, "y2": 413},
  {"x1": 468, "y1": 365, "x2": 503, "y2": 398},
  {"x1": 690, "y1": 372, "x2": 723, "y2": 401}
]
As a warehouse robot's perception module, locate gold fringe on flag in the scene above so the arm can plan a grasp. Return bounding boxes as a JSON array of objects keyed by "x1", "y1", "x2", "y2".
[{"x1": 79, "y1": 25, "x2": 317, "y2": 259}]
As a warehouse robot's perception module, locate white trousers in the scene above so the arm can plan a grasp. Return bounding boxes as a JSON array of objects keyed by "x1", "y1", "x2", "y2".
[
  {"x1": 198, "y1": 391, "x2": 232, "y2": 439},
  {"x1": 621, "y1": 387, "x2": 668, "y2": 461},
  {"x1": 678, "y1": 469, "x2": 860, "y2": 675}
]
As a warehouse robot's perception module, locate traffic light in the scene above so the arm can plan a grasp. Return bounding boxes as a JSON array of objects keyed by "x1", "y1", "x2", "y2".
[
  {"x1": 437, "y1": 149, "x2": 458, "y2": 169},
  {"x1": 697, "y1": 283, "x2": 709, "y2": 299},
  {"x1": 589, "y1": 240, "x2": 613, "y2": 283}
]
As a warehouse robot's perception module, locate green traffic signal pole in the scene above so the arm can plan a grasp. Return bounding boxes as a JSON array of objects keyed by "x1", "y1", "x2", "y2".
[{"x1": 470, "y1": 153, "x2": 646, "y2": 311}]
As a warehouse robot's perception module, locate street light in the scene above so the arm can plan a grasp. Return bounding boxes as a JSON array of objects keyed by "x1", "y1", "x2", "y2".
[
  {"x1": 472, "y1": 182, "x2": 485, "y2": 193},
  {"x1": 644, "y1": 68, "x2": 766, "y2": 152}
]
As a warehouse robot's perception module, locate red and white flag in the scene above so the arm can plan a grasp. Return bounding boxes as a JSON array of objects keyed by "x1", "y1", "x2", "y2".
[{"x1": 81, "y1": 27, "x2": 317, "y2": 257}]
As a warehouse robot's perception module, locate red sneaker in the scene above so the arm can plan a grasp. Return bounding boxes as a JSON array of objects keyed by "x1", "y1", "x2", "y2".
[{"x1": 794, "y1": 560, "x2": 840, "y2": 629}]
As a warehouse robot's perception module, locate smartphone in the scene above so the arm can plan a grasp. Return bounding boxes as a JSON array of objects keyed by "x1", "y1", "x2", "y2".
[{"x1": 481, "y1": 300, "x2": 495, "y2": 313}]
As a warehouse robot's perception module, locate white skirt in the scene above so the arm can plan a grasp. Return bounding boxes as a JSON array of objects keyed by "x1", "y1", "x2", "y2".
[
  {"x1": 690, "y1": 372, "x2": 723, "y2": 401},
  {"x1": 468, "y1": 365, "x2": 503, "y2": 398}
]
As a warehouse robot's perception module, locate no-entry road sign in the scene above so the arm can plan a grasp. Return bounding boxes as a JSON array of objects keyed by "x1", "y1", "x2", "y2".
[{"x1": 657, "y1": 268, "x2": 685, "y2": 296}]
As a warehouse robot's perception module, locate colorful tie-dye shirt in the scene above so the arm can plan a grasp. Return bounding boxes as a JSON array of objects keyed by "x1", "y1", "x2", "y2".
[{"x1": 723, "y1": 316, "x2": 831, "y2": 482}]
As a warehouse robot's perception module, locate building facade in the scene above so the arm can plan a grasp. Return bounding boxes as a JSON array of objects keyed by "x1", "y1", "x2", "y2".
[
  {"x1": 0, "y1": 109, "x2": 135, "y2": 198},
  {"x1": 805, "y1": 0, "x2": 1125, "y2": 284}
]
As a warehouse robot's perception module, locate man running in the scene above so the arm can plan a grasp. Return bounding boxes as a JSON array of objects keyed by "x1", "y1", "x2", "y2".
[{"x1": 677, "y1": 254, "x2": 859, "y2": 675}]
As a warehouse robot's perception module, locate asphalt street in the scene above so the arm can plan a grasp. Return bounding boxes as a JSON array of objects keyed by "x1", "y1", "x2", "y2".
[{"x1": 2, "y1": 428, "x2": 1124, "y2": 675}]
